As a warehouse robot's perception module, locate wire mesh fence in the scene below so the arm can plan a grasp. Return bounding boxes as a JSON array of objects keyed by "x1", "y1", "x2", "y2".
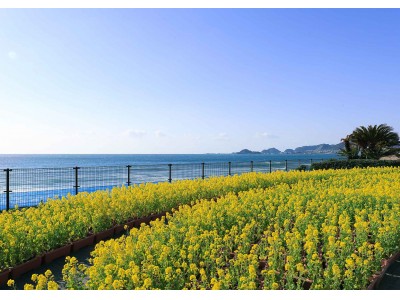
[
  {"x1": 0, "y1": 158, "x2": 327, "y2": 211},
  {"x1": 171, "y1": 163, "x2": 203, "y2": 181},
  {"x1": 79, "y1": 166, "x2": 127, "y2": 194},
  {"x1": 204, "y1": 162, "x2": 229, "y2": 178},
  {"x1": 131, "y1": 164, "x2": 170, "y2": 183},
  {"x1": 4, "y1": 168, "x2": 75, "y2": 210}
]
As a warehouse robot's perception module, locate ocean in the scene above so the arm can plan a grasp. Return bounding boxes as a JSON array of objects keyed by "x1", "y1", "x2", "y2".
[
  {"x1": 0, "y1": 153, "x2": 339, "y2": 168},
  {"x1": 0, "y1": 153, "x2": 340, "y2": 210}
]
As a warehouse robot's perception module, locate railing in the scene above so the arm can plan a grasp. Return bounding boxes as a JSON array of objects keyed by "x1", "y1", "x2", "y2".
[{"x1": 1, "y1": 159, "x2": 326, "y2": 211}]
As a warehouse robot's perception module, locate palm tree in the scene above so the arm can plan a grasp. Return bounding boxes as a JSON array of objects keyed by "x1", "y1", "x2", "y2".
[
  {"x1": 339, "y1": 135, "x2": 359, "y2": 159},
  {"x1": 339, "y1": 124, "x2": 400, "y2": 159}
]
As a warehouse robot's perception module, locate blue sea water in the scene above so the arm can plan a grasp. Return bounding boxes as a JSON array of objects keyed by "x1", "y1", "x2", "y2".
[
  {"x1": 0, "y1": 153, "x2": 340, "y2": 210},
  {"x1": 0, "y1": 153, "x2": 339, "y2": 169}
]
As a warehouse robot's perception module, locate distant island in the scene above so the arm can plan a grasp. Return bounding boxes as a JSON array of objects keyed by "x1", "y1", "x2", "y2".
[
  {"x1": 236, "y1": 149, "x2": 262, "y2": 154},
  {"x1": 234, "y1": 143, "x2": 344, "y2": 155}
]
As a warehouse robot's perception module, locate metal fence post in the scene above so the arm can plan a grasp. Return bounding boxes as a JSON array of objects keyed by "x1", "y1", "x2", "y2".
[
  {"x1": 285, "y1": 160, "x2": 288, "y2": 172},
  {"x1": 168, "y1": 164, "x2": 172, "y2": 183},
  {"x1": 4, "y1": 168, "x2": 12, "y2": 211},
  {"x1": 269, "y1": 160, "x2": 272, "y2": 173},
  {"x1": 127, "y1": 165, "x2": 131, "y2": 186},
  {"x1": 73, "y1": 166, "x2": 80, "y2": 195},
  {"x1": 228, "y1": 162, "x2": 231, "y2": 176},
  {"x1": 250, "y1": 161, "x2": 254, "y2": 172},
  {"x1": 201, "y1": 163, "x2": 205, "y2": 179}
]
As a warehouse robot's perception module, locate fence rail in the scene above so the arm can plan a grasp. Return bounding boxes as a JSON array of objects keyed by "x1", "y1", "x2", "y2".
[{"x1": 1, "y1": 159, "x2": 327, "y2": 211}]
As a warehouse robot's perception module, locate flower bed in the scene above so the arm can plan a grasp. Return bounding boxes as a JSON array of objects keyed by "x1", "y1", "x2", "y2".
[
  {"x1": 0, "y1": 211, "x2": 168, "y2": 286},
  {"x1": 1, "y1": 170, "x2": 326, "y2": 274},
  {"x1": 27, "y1": 167, "x2": 400, "y2": 290}
]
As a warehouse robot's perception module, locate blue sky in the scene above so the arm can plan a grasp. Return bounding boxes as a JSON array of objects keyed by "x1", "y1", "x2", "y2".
[{"x1": 0, "y1": 9, "x2": 399, "y2": 154}]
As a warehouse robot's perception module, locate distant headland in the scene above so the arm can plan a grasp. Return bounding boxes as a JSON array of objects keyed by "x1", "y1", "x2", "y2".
[{"x1": 234, "y1": 143, "x2": 344, "y2": 155}]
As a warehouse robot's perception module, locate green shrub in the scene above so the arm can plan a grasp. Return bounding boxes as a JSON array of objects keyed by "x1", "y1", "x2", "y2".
[
  {"x1": 296, "y1": 164, "x2": 308, "y2": 171},
  {"x1": 310, "y1": 159, "x2": 400, "y2": 170}
]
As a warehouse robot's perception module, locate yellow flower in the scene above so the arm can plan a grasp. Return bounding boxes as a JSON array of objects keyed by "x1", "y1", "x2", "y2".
[
  {"x1": 344, "y1": 269, "x2": 353, "y2": 278},
  {"x1": 165, "y1": 267, "x2": 173, "y2": 275},
  {"x1": 296, "y1": 263, "x2": 305, "y2": 273},
  {"x1": 143, "y1": 278, "x2": 152, "y2": 288},
  {"x1": 7, "y1": 279, "x2": 15, "y2": 287},
  {"x1": 211, "y1": 281, "x2": 221, "y2": 290},
  {"x1": 332, "y1": 264, "x2": 340, "y2": 277},
  {"x1": 326, "y1": 251, "x2": 335, "y2": 259},
  {"x1": 217, "y1": 269, "x2": 224, "y2": 277},
  {"x1": 131, "y1": 274, "x2": 140, "y2": 285},
  {"x1": 105, "y1": 275, "x2": 113, "y2": 284},
  {"x1": 312, "y1": 253, "x2": 318, "y2": 260},
  {"x1": 189, "y1": 263, "x2": 197, "y2": 272},
  {"x1": 345, "y1": 258, "x2": 354, "y2": 268},
  {"x1": 47, "y1": 281, "x2": 58, "y2": 290},
  {"x1": 112, "y1": 280, "x2": 124, "y2": 290},
  {"x1": 24, "y1": 284, "x2": 34, "y2": 290},
  {"x1": 45, "y1": 270, "x2": 53, "y2": 278}
]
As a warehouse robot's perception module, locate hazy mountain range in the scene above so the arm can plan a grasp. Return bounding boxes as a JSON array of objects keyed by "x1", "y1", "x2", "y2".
[{"x1": 235, "y1": 143, "x2": 344, "y2": 155}]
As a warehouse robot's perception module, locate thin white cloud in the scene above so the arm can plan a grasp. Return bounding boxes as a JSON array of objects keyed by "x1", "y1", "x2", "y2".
[
  {"x1": 214, "y1": 132, "x2": 229, "y2": 141},
  {"x1": 124, "y1": 129, "x2": 147, "y2": 138},
  {"x1": 183, "y1": 133, "x2": 201, "y2": 141},
  {"x1": 8, "y1": 51, "x2": 17, "y2": 59},
  {"x1": 155, "y1": 130, "x2": 167, "y2": 138},
  {"x1": 255, "y1": 132, "x2": 279, "y2": 139}
]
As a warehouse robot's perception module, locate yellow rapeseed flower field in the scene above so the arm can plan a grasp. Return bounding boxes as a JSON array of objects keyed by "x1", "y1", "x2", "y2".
[
  {"x1": 24, "y1": 167, "x2": 400, "y2": 290},
  {"x1": 1, "y1": 170, "x2": 324, "y2": 271}
]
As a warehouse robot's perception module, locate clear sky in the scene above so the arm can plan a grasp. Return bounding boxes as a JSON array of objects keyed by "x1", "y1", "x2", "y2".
[{"x1": 0, "y1": 9, "x2": 399, "y2": 154}]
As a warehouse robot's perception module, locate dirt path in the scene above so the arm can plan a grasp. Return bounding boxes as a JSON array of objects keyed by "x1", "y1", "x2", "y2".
[{"x1": 377, "y1": 260, "x2": 400, "y2": 290}]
